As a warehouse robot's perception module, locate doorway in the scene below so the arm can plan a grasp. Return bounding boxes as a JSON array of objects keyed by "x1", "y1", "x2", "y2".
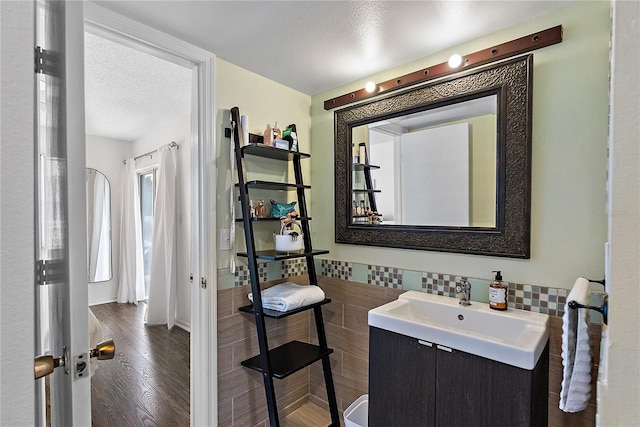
[
  {"x1": 83, "y1": 5, "x2": 217, "y2": 424},
  {"x1": 84, "y1": 29, "x2": 193, "y2": 425}
]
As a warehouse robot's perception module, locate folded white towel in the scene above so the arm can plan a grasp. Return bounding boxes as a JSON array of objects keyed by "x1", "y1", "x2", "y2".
[
  {"x1": 559, "y1": 277, "x2": 592, "y2": 413},
  {"x1": 248, "y1": 282, "x2": 325, "y2": 312}
]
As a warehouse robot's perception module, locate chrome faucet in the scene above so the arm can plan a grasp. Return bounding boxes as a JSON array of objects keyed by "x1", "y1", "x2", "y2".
[{"x1": 456, "y1": 280, "x2": 471, "y2": 306}]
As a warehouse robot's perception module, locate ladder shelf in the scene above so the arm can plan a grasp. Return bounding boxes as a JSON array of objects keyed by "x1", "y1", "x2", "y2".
[
  {"x1": 239, "y1": 298, "x2": 332, "y2": 319},
  {"x1": 236, "y1": 180, "x2": 311, "y2": 191},
  {"x1": 235, "y1": 216, "x2": 312, "y2": 222},
  {"x1": 241, "y1": 341, "x2": 333, "y2": 379},
  {"x1": 352, "y1": 161, "x2": 380, "y2": 216},
  {"x1": 230, "y1": 106, "x2": 340, "y2": 427},
  {"x1": 237, "y1": 249, "x2": 329, "y2": 261}
]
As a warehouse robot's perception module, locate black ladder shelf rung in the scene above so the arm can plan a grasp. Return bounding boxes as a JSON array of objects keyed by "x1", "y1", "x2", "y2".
[
  {"x1": 230, "y1": 106, "x2": 339, "y2": 427},
  {"x1": 239, "y1": 298, "x2": 332, "y2": 319},
  {"x1": 353, "y1": 162, "x2": 380, "y2": 171},
  {"x1": 242, "y1": 143, "x2": 311, "y2": 160},
  {"x1": 241, "y1": 341, "x2": 334, "y2": 379},
  {"x1": 237, "y1": 249, "x2": 329, "y2": 261},
  {"x1": 236, "y1": 180, "x2": 311, "y2": 190},
  {"x1": 235, "y1": 216, "x2": 312, "y2": 222}
]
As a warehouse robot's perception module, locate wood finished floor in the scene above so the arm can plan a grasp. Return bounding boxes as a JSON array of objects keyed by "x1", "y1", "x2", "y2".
[
  {"x1": 90, "y1": 302, "x2": 190, "y2": 427},
  {"x1": 281, "y1": 402, "x2": 341, "y2": 427}
]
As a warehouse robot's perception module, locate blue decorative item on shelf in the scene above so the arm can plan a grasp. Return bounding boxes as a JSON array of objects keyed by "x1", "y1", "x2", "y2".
[{"x1": 270, "y1": 199, "x2": 297, "y2": 218}]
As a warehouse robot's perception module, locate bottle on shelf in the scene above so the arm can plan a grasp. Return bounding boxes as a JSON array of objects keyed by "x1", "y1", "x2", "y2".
[
  {"x1": 256, "y1": 199, "x2": 267, "y2": 218},
  {"x1": 263, "y1": 124, "x2": 274, "y2": 146},
  {"x1": 273, "y1": 121, "x2": 282, "y2": 141}
]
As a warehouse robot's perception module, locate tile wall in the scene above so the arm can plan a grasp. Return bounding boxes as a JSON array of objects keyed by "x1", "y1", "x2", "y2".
[
  {"x1": 217, "y1": 283, "x2": 310, "y2": 426},
  {"x1": 321, "y1": 259, "x2": 576, "y2": 318},
  {"x1": 220, "y1": 258, "x2": 603, "y2": 425}
]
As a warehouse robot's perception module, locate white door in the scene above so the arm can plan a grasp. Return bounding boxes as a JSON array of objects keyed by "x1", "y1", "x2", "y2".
[{"x1": 34, "y1": 1, "x2": 91, "y2": 425}]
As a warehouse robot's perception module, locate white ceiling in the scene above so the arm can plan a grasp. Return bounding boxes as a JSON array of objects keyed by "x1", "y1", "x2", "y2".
[
  {"x1": 84, "y1": 32, "x2": 192, "y2": 141},
  {"x1": 85, "y1": 0, "x2": 574, "y2": 141}
]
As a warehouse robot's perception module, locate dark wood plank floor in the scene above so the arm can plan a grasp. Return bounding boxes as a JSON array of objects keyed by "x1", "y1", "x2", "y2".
[{"x1": 90, "y1": 302, "x2": 190, "y2": 427}]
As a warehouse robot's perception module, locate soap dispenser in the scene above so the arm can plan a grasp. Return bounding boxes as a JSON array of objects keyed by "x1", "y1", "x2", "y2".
[{"x1": 489, "y1": 270, "x2": 508, "y2": 311}]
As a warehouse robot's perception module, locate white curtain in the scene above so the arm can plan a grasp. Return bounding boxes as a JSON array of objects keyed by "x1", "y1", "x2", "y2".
[
  {"x1": 117, "y1": 158, "x2": 145, "y2": 304},
  {"x1": 145, "y1": 145, "x2": 178, "y2": 328}
]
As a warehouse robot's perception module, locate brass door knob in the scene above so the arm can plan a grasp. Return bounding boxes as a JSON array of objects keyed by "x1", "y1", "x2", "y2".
[
  {"x1": 90, "y1": 339, "x2": 115, "y2": 360},
  {"x1": 34, "y1": 354, "x2": 64, "y2": 379}
]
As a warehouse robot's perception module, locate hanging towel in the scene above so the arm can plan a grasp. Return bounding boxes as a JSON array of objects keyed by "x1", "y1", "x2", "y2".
[
  {"x1": 559, "y1": 277, "x2": 592, "y2": 413},
  {"x1": 248, "y1": 282, "x2": 325, "y2": 312}
]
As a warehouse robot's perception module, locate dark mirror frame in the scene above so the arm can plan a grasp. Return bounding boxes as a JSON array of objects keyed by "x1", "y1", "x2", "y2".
[{"x1": 334, "y1": 55, "x2": 532, "y2": 258}]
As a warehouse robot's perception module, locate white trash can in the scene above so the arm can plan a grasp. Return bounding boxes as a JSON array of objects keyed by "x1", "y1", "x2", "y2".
[{"x1": 344, "y1": 394, "x2": 368, "y2": 427}]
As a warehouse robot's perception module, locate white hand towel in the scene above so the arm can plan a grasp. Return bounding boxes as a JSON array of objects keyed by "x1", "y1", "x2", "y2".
[
  {"x1": 248, "y1": 282, "x2": 325, "y2": 312},
  {"x1": 559, "y1": 277, "x2": 592, "y2": 413}
]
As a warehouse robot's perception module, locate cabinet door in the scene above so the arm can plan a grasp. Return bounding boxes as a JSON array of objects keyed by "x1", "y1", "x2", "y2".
[
  {"x1": 435, "y1": 348, "x2": 536, "y2": 427},
  {"x1": 369, "y1": 327, "x2": 436, "y2": 427}
]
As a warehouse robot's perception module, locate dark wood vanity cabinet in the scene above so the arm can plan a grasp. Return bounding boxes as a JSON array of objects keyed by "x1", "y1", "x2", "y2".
[
  {"x1": 368, "y1": 327, "x2": 549, "y2": 427},
  {"x1": 368, "y1": 326, "x2": 437, "y2": 426}
]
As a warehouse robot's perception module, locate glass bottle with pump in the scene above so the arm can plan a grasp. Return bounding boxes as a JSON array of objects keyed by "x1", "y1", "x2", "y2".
[{"x1": 489, "y1": 270, "x2": 508, "y2": 310}]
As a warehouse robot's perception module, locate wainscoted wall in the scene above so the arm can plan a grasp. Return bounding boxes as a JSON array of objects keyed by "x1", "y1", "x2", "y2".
[
  {"x1": 220, "y1": 259, "x2": 602, "y2": 425},
  {"x1": 217, "y1": 282, "x2": 311, "y2": 426}
]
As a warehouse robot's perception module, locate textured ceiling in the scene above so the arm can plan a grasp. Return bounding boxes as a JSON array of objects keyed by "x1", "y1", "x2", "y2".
[
  {"x1": 84, "y1": 32, "x2": 192, "y2": 141},
  {"x1": 93, "y1": 0, "x2": 575, "y2": 95},
  {"x1": 86, "y1": 0, "x2": 574, "y2": 141}
]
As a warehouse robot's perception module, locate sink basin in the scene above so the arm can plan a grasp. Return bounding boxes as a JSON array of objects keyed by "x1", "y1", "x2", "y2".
[{"x1": 368, "y1": 290, "x2": 549, "y2": 370}]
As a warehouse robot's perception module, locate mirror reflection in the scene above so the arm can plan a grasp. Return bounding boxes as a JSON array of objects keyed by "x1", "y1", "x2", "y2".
[
  {"x1": 335, "y1": 55, "x2": 533, "y2": 257},
  {"x1": 86, "y1": 168, "x2": 112, "y2": 283},
  {"x1": 351, "y1": 95, "x2": 497, "y2": 227}
]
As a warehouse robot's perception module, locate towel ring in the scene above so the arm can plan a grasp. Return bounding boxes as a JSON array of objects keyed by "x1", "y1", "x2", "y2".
[{"x1": 568, "y1": 294, "x2": 608, "y2": 325}]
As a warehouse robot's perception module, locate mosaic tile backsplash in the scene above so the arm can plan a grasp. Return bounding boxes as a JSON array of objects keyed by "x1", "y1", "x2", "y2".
[
  {"x1": 368, "y1": 265, "x2": 403, "y2": 289},
  {"x1": 233, "y1": 258, "x2": 578, "y2": 318},
  {"x1": 233, "y1": 263, "x2": 268, "y2": 287},
  {"x1": 320, "y1": 259, "x2": 572, "y2": 318}
]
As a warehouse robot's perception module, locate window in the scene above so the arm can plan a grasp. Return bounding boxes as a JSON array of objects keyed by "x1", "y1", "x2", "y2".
[{"x1": 139, "y1": 169, "x2": 156, "y2": 298}]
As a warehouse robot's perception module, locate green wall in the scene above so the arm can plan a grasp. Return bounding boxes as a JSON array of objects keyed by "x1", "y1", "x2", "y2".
[
  {"x1": 309, "y1": 1, "x2": 610, "y2": 289},
  {"x1": 215, "y1": 59, "x2": 312, "y2": 288}
]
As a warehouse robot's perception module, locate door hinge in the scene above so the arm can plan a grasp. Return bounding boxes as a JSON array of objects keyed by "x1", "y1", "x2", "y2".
[
  {"x1": 35, "y1": 46, "x2": 56, "y2": 75},
  {"x1": 37, "y1": 259, "x2": 65, "y2": 286},
  {"x1": 200, "y1": 277, "x2": 207, "y2": 289}
]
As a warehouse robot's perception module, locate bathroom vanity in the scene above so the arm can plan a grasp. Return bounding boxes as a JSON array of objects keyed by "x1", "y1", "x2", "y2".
[{"x1": 368, "y1": 291, "x2": 549, "y2": 427}]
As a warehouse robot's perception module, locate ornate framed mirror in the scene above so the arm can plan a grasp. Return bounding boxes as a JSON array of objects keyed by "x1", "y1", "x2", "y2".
[{"x1": 334, "y1": 55, "x2": 532, "y2": 258}]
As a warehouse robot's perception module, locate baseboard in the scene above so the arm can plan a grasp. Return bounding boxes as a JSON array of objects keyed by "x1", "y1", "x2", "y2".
[
  {"x1": 88, "y1": 297, "x2": 118, "y2": 306},
  {"x1": 175, "y1": 317, "x2": 191, "y2": 333}
]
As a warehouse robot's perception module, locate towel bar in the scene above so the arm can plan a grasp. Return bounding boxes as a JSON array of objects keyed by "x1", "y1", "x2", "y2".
[{"x1": 568, "y1": 294, "x2": 608, "y2": 325}]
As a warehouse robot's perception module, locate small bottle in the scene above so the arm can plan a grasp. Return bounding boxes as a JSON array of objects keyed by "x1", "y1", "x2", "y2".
[
  {"x1": 255, "y1": 199, "x2": 267, "y2": 218},
  {"x1": 273, "y1": 121, "x2": 282, "y2": 141},
  {"x1": 263, "y1": 124, "x2": 274, "y2": 146},
  {"x1": 489, "y1": 270, "x2": 508, "y2": 311},
  {"x1": 249, "y1": 200, "x2": 256, "y2": 218}
]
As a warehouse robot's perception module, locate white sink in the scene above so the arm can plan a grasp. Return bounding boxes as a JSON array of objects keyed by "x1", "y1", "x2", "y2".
[{"x1": 368, "y1": 290, "x2": 549, "y2": 370}]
